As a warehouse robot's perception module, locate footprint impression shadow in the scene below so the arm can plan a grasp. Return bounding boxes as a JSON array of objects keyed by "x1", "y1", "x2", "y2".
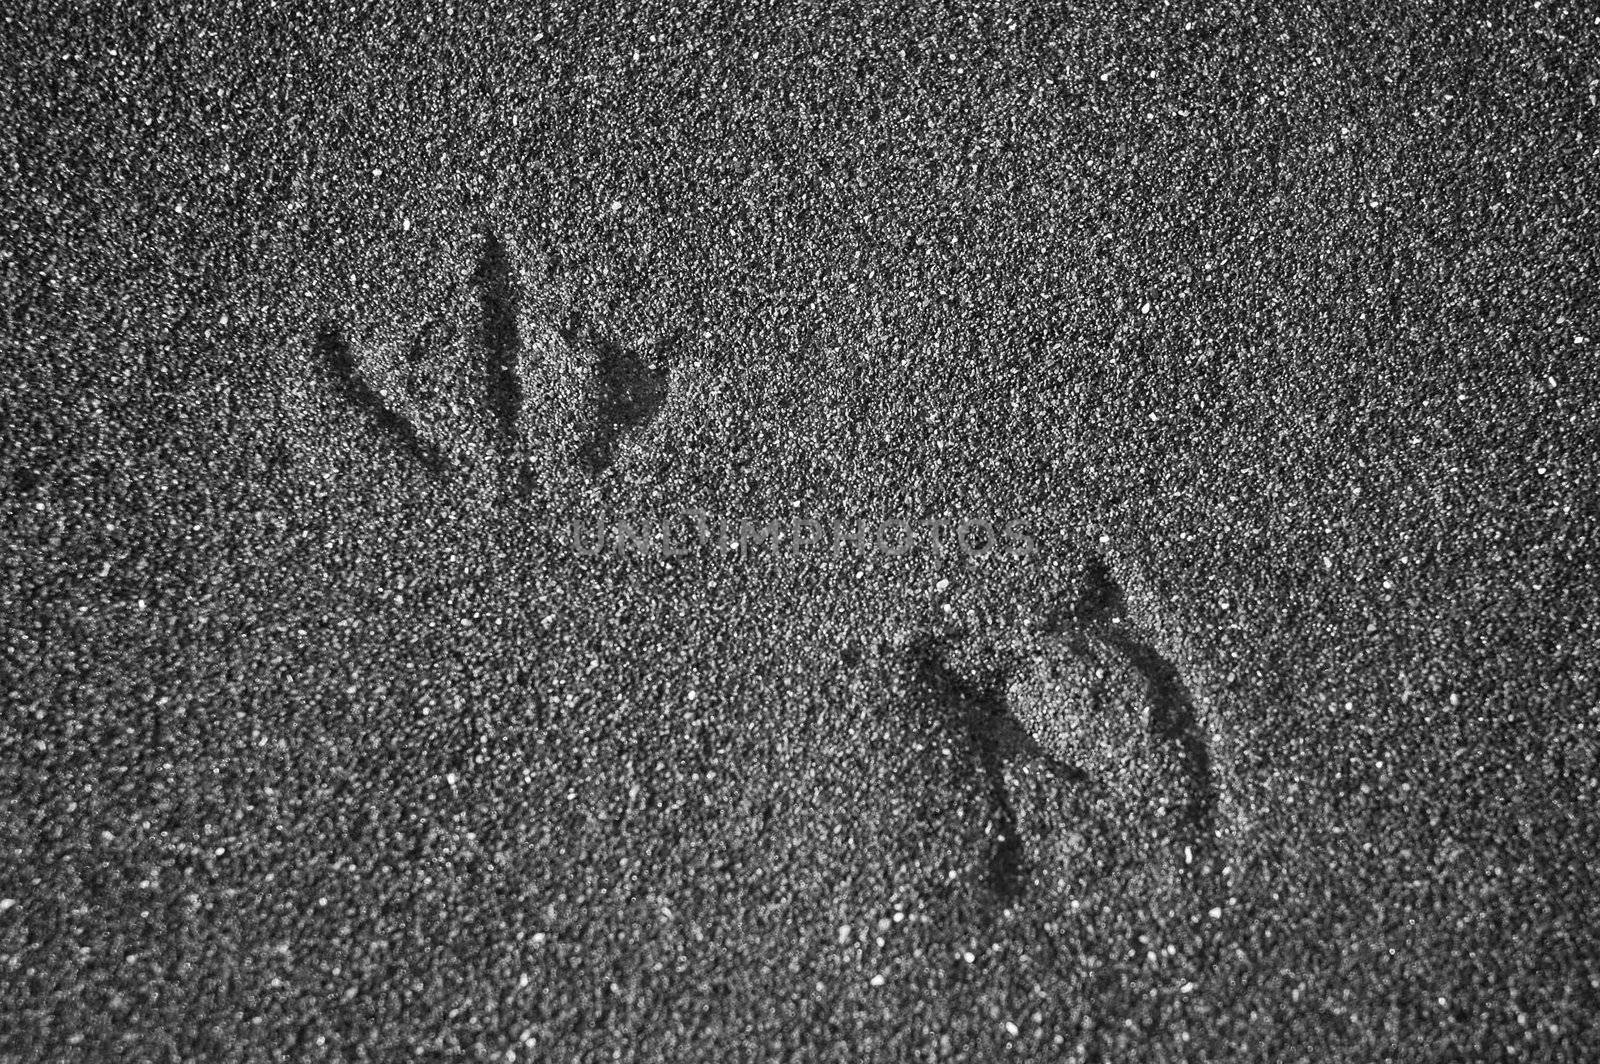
[
  {"x1": 908, "y1": 551, "x2": 1220, "y2": 906},
  {"x1": 309, "y1": 230, "x2": 673, "y2": 483},
  {"x1": 557, "y1": 310, "x2": 673, "y2": 477},
  {"x1": 313, "y1": 323, "x2": 452, "y2": 472}
]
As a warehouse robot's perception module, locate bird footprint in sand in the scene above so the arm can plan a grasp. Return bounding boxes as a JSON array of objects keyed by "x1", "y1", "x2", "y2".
[
  {"x1": 913, "y1": 550, "x2": 1220, "y2": 905},
  {"x1": 310, "y1": 231, "x2": 674, "y2": 482}
]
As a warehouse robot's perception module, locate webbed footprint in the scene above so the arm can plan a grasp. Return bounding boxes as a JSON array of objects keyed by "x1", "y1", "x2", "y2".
[
  {"x1": 307, "y1": 230, "x2": 675, "y2": 486},
  {"x1": 909, "y1": 549, "x2": 1221, "y2": 908},
  {"x1": 519, "y1": 309, "x2": 674, "y2": 477},
  {"x1": 1012, "y1": 550, "x2": 1221, "y2": 900}
]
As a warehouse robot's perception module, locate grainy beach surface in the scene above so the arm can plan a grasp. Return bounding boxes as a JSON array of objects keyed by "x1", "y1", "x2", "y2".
[{"x1": 5, "y1": 2, "x2": 1598, "y2": 1059}]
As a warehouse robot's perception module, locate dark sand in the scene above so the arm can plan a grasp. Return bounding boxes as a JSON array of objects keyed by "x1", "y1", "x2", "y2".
[{"x1": 5, "y1": 3, "x2": 1598, "y2": 1059}]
